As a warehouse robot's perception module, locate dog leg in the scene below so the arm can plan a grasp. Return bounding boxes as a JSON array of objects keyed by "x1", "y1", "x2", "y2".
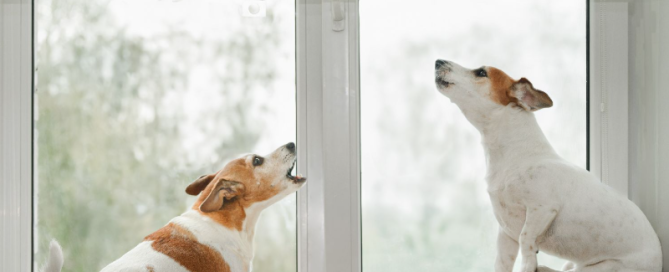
[
  {"x1": 519, "y1": 207, "x2": 558, "y2": 272},
  {"x1": 562, "y1": 261, "x2": 576, "y2": 271},
  {"x1": 495, "y1": 227, "x2": 519, "y2": 272}
]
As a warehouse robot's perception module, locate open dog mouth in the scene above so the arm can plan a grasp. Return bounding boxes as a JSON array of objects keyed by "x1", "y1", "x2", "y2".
[
  {"x1": 435, "y1": 77, "x2": 452, "y2": 87},
  {"x1": 286, "y1": 159, "x2": 306, "y2": 183}
]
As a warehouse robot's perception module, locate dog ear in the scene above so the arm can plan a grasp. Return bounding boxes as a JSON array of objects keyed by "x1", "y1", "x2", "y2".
[
  {"x1": 510, "y1": 78, "x2": 553, "y2": 111},
  {"x1": 185, "y1": 174, "x2": 216, "y2": 196},
  {"x1": 199, "y1": 179, "x2": 244, "y2": 213}
]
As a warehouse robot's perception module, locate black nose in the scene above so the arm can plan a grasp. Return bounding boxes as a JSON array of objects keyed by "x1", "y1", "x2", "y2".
[
  {"x1": 285, "y1": 142, "x2": 295, "y2": 152},
  {"x1": 435, "y1": 59, "x2": 448, "y2": 69}
]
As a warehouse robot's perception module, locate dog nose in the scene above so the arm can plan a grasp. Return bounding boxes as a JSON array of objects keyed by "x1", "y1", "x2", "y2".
[
  {"x1": 285, "y1": 142, "x2": 295, "y2": 153},
  {"x1": 435, "y1": 59, "x2": 448, "y2": 69}
]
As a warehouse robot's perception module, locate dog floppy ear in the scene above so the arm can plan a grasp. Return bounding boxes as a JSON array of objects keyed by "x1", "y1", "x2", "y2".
[
  {"x1": 510, "y1": 78, "x2": 553, "y2": 111},
  {"x1": 185, "y1": 174, "x2": 217, "y2": 196},
  {"x1": 199, "y1": 179, "x2": 244, "y2": 213}
]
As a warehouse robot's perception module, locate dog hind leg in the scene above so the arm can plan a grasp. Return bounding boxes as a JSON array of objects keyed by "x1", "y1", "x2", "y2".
[{"x1": 574, "y1": 260, "x2": 624, "y2": 272}]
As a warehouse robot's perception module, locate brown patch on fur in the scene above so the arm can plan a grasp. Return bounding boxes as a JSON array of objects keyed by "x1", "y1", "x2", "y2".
[
  {"x1": 145, "y1": 223, "x2": 231, "y2": 272},
  {"x1": 512, "y1": 78, "x2": 553, "y2": 110},
  {"x1": 185, "y1": 173, "x2": 217, "y2": 196},
  {"x1": 486, "y1": 68, "x2": 552, "y2": 111},
  {"x1": 487, "y1": 67, "x2": 519, "y2": 106},
  {"x1": 191, "y1": 158, "x2": 283, "y2": 230},
  {"x1": 146, "y1": 265, "x2": 155, "y2": 272},
  {"x1": 199, "y1": 180, "x2": 244, "y2": 213},
  {"x1": 195, "y1": 197, "x2": 247, "y2": 231}
]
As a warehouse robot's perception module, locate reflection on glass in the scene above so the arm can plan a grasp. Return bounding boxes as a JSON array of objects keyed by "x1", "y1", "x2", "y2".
[
  {"x1": 361, "y1": 1, "x2": 585, "y2": 271},
  {"x1": 34, "y1": 0, "x2": 296, "y2": 271}
]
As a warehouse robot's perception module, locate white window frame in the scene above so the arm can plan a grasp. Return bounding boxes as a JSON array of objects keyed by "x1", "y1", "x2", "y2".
[
  {"x1": 6, "y1": 1, "x2": 664, "y2": 272},
  {"x1": 589, "y1": 1, "x2": 669, "y2": 268},
  {"x1": 0, "y1": 0, "x2": 363, "y2": 271},
  {"x1": 1, "y1": 0, "x2": 34, "y2": 271},
  {"x1": 588, "y1": 1, "x2": 630, "y2": 196},
  {"x1": 296, "y1": 0, "x2": 361, "y2": 272}
]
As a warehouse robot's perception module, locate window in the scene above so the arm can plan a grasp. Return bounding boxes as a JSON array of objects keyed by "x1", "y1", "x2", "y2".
[
  {"x1": 2, "y1": 0, "x2": 668, "y2": 271},
  {"x1": 34, "y1": 0, "x2": 296, "y2": 271},
  {"x1": 360, "y1": 1, "x2": 586, "y2": 271}
]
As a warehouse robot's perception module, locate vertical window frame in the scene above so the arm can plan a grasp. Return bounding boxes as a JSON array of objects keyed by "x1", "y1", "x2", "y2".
[
  {"x1": 296, "y1": 1, "x2": 361, "y2": 272},
  {"x1": 0, "y1": 0, "x2": 34, "y2": 271},
  {"x1": 588, "y1": 1, "x2": 630, "y2": 196}
]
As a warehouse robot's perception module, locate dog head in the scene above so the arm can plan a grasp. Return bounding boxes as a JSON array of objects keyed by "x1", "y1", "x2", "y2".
[
  {"x1": 434, "y1": 59, "x2": 552, "y2": 124},
  {"x1": 186, "y1": 142, "x2": 305, "y2": 215}
]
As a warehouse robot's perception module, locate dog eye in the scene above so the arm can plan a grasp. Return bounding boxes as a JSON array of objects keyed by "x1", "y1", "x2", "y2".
[
  {"x1": 475, "y1": 68, "x2": 487, "y2": 78},
  {"x1": 253, "y1": 156, "x2": 264, "y2": 166}
]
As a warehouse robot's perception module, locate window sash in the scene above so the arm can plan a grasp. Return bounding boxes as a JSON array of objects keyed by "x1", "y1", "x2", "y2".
[
  {"x1": 296, "y1": 1, "x2": 362, "y2": 272},
  {"x1": 5, "y1": 1, "x2": 653, "y2": 272},
  {"x1": 0, "y1": 0, "x2": 34, "y2": 271},
  {"x1": 588, "y1": 1, "x2": 629, "y2": 195},
  {"x1": 0, "y1": 1, "x2": 363, "y2": 272}
]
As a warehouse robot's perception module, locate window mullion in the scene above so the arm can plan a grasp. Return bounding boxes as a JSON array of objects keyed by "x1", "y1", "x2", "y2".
[
  {"x1": 0, "y1": 1, "x2": 34, "y2": 272},
  {"x1": 589, "y1": 2, "x2": 629, "y2": 196},
  {"x1": 297, "y1": 1, "x2": 361, "y2": 272}
]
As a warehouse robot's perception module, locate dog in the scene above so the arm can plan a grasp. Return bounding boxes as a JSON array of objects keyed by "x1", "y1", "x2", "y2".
[
  {"x1": 41, "y1": 142, "x2": 306, "y2": 272},
  {"x1": 434, "y1": 60, "x2": 662, "y2": 272}
]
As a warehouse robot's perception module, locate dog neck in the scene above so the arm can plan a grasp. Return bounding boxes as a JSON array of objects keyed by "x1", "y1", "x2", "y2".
[
  {"x1": 184, "y1": 201, "x2": 262, "y2": 270},
  {"x1": 170, "y1": 206, "x2": 259, "y2": 272},
  {"x1": 470, "y1": 106, "x2": 557, "y2": 184}
]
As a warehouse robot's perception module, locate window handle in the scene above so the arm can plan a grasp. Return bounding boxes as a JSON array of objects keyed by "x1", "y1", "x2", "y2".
[{"x1": 332, "y1": 0, "x2": 345, "y2": 31}]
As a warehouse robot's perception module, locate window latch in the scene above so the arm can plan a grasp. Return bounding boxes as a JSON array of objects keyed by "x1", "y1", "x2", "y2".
[{"x1": 331, "y1": 0, "x2": 345, "y2": 31}]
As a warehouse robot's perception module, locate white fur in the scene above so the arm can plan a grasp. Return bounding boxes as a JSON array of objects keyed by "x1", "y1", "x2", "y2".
[
  {"x1": 99, "y1": 196, "x2": 292, "y2": 272},
  {"x1": 101, "y1": 241, "x2": 189, "y2": 272},
  {"x1": 435, "y1": 60, "x2": 662, "y2": 272},
  {"x1": 100, "y1": 209, "x2": 260, "y2": 272},
  {"x1": 42, "y1": 143, "x2": 303, "y2": 272}
]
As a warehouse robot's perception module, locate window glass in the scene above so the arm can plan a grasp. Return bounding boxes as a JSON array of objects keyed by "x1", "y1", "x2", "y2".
[
  {"x1": 361, "y1": 1, "x2": 586, "y2": 271},
  {"x1": 34, "y1": 0, "x2": 296, "y2": 271}
]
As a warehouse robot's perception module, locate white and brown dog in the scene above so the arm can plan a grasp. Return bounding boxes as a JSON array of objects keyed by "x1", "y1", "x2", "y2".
[
  {"x1": 434, "y1": 60, "x2": 662, "y2": 272},
  {"x1": 41, "y1": 142, "x2": 305, "y2": 272}
]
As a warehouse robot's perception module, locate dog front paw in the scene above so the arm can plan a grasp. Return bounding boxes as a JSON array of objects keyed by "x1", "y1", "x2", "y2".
[{"x1": 520, "y1": 256, "x2": 538, "y2": 272}]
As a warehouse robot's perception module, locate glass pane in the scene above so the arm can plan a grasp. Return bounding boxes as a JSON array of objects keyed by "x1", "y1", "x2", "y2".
[
  {"x1": 34, "y1": 0, "x2": 296, "y2": 271},
  {"x1": 361, "y1": 1, "x2": 586, "y2": 271}
]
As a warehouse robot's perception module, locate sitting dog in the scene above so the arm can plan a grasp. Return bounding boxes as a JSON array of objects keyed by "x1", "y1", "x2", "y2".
[
  {"x1": 434, "y1": 60, "x2": 662, "y2": 272},
  {"x1": 42, "y1": 142, "x2": 305, "y2": 272}
]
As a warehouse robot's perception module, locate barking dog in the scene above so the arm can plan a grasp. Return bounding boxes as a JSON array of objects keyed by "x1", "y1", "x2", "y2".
[
  {"x1": 434, "y1": 60, "x2": 662, "y2": 272},
  {"x1": 42, "y1": 142, "x2": 305, "y2": 272}
]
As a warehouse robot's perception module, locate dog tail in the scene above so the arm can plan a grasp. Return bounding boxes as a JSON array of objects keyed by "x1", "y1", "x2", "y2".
[{"x1": 40, "y1": 240, "x2": 64, "y2": 272}]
